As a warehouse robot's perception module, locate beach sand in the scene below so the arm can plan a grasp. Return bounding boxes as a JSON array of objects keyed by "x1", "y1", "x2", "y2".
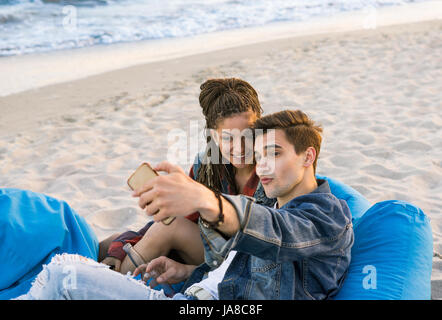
[{"x1": 0, "y1": 13, "x2": 441, "y2": 298}]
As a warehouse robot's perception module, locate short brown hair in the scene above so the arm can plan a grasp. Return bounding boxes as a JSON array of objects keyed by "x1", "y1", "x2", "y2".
[{"x1": 253, "y1": 110, "x2": 323, "y2": 173}]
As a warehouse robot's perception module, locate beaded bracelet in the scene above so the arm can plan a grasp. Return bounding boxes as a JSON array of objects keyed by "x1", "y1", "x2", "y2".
[{"x1": 200, "y1": 189, "x2": 224, "y2": 229}]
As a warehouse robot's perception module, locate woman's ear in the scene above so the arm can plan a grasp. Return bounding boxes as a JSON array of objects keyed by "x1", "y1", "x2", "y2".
[{"x1": 304, "y1": 147, "x2": 316, "y2": 168}]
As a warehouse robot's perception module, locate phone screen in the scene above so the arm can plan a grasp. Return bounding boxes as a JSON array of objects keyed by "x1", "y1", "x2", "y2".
[{"x1": 127, "y1": 163, "x2": 176, "y2": 225}]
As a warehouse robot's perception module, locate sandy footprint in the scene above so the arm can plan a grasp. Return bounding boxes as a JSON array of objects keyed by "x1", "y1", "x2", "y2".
[
  {"x1": 88, "y1": 206, "x2": 138, "y2": 231},
  {"x1": 143, "y1": 93, "x2": 170, "y2": 108},
  {"x1": 392, "y1": 140, "x2": 433, "y2": 154},
  {"x1": 361, "y1": 163, "x2": 413, "y2": 180},
  {"x1": 329, "y1": 151, "x2": 368, "y2": 169}
]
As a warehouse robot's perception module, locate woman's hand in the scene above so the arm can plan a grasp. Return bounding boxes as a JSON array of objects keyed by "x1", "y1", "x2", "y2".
[{"x1": 133, "y1": 256, "x2": 196, "y2": 288}]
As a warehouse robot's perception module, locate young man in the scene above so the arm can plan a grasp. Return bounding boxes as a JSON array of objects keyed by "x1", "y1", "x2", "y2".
[{"x1": 18, "y1": 109, "x2": 353, "y2": 300}]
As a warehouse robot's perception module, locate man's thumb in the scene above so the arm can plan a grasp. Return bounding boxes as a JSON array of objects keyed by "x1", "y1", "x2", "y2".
[{"x1": 154, "y1": 161, "x2": 184, "y2": 174}]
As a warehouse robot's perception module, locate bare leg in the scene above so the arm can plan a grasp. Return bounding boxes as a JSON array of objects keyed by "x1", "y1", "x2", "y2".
[
  {"x1": 98, "y1": 233, "x2": 120, "y2": 262},
  {"x1": 119, "y1": 217, "x2": 204, "y2": 275}
]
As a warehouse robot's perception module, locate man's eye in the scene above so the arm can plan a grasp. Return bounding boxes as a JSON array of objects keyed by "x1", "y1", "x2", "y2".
[{"x1": 266, "y1": 151, "x2": 279, "y2": 158}]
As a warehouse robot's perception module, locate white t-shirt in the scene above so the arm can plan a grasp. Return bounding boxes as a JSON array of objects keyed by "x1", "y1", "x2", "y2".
[
  {"x1": 186, "y1": 202, "x2": 280, "y2": 299},
  {"x1": 186, "y1": 250, "x2": 237, "y2": 300}
]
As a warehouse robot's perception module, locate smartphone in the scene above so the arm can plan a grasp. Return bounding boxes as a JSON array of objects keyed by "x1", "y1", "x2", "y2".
[{"x1": 127, "y1": 163, "x2": 176, "y2": 225}]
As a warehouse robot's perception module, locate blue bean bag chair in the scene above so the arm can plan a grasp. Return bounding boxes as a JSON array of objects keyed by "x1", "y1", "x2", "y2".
[
  {"x1": 0, "y1": 189, "x2": 99, "y2": 300},
  {"x1": 317, "y1": 175, "x2": 433, "y2": 300},
  {"x1": 333, "y1": 200, "x2": 433, "y2": 300},
  {"x1": 316, "y1": 174, "x2": 371, "y2": 222}
]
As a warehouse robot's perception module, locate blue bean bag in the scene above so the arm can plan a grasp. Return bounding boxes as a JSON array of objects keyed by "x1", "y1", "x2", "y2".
[
  {"x1": 0, "y1": 189, "x2": 99, "y2": 300},
  {"x1": 316, "y1": 174, "x2": 371, "y2": 222},
  {"x1": 333, "y1": 200, "x2": 433, "y2": 300},
  {"x1": 317, "y1": 175, "x2": 433, "y2": 299}
]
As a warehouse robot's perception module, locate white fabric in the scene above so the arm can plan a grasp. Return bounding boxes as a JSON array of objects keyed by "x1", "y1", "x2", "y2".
[
  {"x1": 186, "y1": 250, "x2": 237, "y2": 300},
  {"x1": 185, "y1": 201, "x2": 279, "y2": 299}
]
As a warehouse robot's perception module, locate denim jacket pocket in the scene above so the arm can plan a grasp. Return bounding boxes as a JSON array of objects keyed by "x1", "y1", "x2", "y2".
[
  {"x1": 249, "y1": 257, "x2": 282, "y2": 299},
  {"x1": 333, "y1": 249, "x2": 345, "y2": 274},
  {"x1": 302, "y1": 248, "x2": 347, "y2": 300},
  {"x1": 302, "y1": 259, "x2": 317, "y2": 300}
]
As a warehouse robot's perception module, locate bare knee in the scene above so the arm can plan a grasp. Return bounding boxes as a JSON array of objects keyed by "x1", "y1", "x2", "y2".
[
  {"x1": 129, "y1": 218, "x2": 202, "y2": 266},
  {"x1": 98, "y1": 233, "x2": 120, "y2": 262},
  {"x1": 168, "y1": 217, "x2": 204, "y2": 265}
]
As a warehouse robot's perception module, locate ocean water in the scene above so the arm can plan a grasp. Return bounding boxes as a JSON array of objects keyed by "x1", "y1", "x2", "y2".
[{"x1": 0, "y1": 0, "x2": 431, "y2": 56}]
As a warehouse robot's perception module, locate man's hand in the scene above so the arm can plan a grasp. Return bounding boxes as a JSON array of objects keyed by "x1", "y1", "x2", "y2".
[
  {"x1": 132, "y1": 161, "x2": 216, "y2": 222},
  {"x1": 133, "y1": 256, "x2": 196, "y2": 288},
  {"x1": 132, "y1": 160, "x2": 240, "y2": 237}
]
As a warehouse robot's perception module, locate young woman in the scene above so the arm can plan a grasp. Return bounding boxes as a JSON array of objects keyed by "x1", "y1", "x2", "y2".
[{"x1": 100, "y1": 78, "x2": 276, "y2": 274}]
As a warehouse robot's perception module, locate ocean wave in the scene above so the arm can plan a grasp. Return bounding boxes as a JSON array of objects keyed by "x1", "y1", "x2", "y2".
[
  {"x1": 0, "y1": 0, "x2": 109, "y2": 5},
  {"x1": 0, "y1": 13, "x2": 21, "y2": 23},
  {"x1": 0, "y1": 0, "x2": 432, "y2": 57},
  {"x1": 41, "y1": 0, "x2": 109, "y2": 6}
]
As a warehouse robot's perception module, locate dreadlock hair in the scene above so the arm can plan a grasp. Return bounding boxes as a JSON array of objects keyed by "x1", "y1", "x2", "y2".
[{"x1": 196, "y1": 78, "x2": 263, "y2": 194}]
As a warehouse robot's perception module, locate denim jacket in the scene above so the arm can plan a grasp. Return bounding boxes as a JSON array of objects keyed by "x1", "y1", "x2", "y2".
[{"x1": 181, "y1": 179, "x2": 354, "y2": 300}]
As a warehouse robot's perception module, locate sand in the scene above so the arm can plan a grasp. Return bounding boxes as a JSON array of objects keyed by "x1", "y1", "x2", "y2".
[{"x1": 0, "y1": 5, "x2": 441, "y2": 298}]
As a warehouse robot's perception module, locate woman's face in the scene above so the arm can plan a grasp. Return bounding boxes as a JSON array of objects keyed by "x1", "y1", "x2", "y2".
[{"x1": 213, "y1": 111, "x2": 258, "y2": 169}]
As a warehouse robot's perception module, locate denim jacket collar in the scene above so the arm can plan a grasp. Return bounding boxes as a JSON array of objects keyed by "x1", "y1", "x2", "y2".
[{"x1": 275, "y1": 179, "x2": 329, "y2": 210}]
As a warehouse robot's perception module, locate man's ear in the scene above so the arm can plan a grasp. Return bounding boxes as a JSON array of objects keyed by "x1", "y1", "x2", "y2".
[{"x1": 303, "y1": 147, "x2": 316, "y2": 168}]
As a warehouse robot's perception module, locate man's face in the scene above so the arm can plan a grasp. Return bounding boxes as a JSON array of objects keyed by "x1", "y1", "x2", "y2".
[{"x1": 254, "y1": 129, "x2": 307, "y2": 199}]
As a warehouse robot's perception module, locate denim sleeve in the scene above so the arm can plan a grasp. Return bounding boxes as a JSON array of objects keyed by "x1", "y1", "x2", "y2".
[{"x1": 199, "y1": 193, "x2": 353, "y2": 266}]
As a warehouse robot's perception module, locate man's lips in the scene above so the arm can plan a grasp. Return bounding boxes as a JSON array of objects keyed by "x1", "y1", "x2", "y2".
[{"x1": 260, "y1": 177, "x2": 273, "y2": 185}]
